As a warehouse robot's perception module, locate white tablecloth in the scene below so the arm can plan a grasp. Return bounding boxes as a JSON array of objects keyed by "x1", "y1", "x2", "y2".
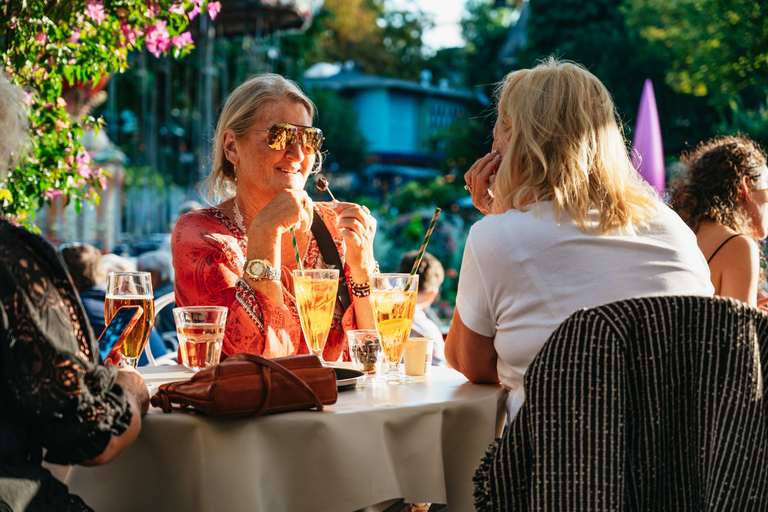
[{"x1": 65, "y1": 366, "x2": 507, "y2": 512}]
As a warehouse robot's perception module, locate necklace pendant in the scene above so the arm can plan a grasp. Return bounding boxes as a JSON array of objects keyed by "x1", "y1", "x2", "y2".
[{"x1": 233, "y1": 200, "x2": 247, "y2": 234}]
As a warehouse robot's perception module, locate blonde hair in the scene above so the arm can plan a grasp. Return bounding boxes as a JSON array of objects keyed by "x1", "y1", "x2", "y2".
[
  {"x1": 201, "y1": 73, "x2": 317, "y2": 204},
  {"x1": 491, "y1": 58, "x2": 660, "y2": 233},
  {"x1": 0, "y1": 73, "x2": 30, "y2": 183}
]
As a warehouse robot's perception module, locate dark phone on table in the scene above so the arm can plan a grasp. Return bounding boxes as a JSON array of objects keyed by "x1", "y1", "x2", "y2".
[{"x1": 97, "y1": 305, "x2": 143, "y2": 361}]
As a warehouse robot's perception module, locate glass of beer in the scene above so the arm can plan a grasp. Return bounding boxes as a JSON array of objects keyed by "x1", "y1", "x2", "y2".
[
  {"x1": 105, "y1": 272, "x2": 154, "y2": 368},
  {"x1": 371, "y1": 273, "x2": 418, "y2": 385},
  {"x1": 173, "y1": 306, "x2": 228, "y2": 371},
  {"x1": 293, "y1": 269, "x2": 339, "y2": 364}
]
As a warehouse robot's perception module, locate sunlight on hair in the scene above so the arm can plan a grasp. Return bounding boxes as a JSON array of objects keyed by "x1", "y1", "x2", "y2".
[{"x1": 491, "y1": 57, "x2": 660, "y2": 234}]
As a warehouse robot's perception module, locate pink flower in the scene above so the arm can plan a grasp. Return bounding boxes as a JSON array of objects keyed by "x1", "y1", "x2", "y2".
[
  {"x1": 77, "y1": 164, "x2": 92, "y2": 179},
  {"x1": 76, "y1": 152, "x2": 91, "y2": 164},
  {"x1": 69, "y1": 29, "x2": 81, "y2": 43},
  {"x1": 171, "y1": 31, "x2": 193, "y2": 50},
  {"x1": 84, "y1": 0, "x2": 106, "y2": 25},
  {"x1": 34, "y1": 32, "x2": 46, "y2": 44},
  {"x1": 120, "y1": 23, "x2": 142, "y2": 47},
  {"x1": 207, "y1": 2, "x2": 221, "y2": 20},
  {"x1": 169, "y1": 3, "x2": 185, "y2": 15},
  {"x1": 21, "y1": 92, "x2": 34, "y2": 106},
  {"x1": 188, "y1": 5, "x2": 201, "y2": 20},
  {"x1": 144, "y1": 2, "x2": 160, "y2": 18},
  {"x1": 98, "y1": 176, "x2": 108, "y2": 190},
  {"x1": 145, "y1": 20, "x2": 171, "y2": 57},
  {"x1": 45, "y1": 188, "x2": 64, "y2": 201}
]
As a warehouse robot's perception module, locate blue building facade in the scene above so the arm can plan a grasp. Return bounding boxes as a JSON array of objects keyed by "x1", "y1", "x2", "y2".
[{"x1": 305, "y1": 68, "x2": 486, "y2": 186}]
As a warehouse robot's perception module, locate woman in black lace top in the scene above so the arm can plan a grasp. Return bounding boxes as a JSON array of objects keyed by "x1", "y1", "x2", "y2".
[{"x1": 0, "y1": 75, "x2": 148, "y2": 511}]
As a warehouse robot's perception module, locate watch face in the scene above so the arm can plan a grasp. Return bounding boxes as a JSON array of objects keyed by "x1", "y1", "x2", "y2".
[{"x1": 249, "y1": 260, "x2": 266, "y2": 278}]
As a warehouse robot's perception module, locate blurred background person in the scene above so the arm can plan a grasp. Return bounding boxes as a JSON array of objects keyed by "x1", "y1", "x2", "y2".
[
  {"x1": 61, "y1": 244, "x2": 170, "y2": 364},
  {"x1": 669, "y1": 135, "x2": 768, "y2": 306},
  {"x1": 60, "y1": 243, "x2": 109, "y2": 337},
  {"x1": 101, "y1": 252, "x2": 137, "y2": 274},
  {"x1": 398, "y1": 250, "x2": 447, "y2": 366},
  {"x1": 137, "y1": 250, "x2": 178, "y2": 352},
  {"x1": 0, "y1": 72, "x2": 148, "y2": 511},
  {"x1": 449, "y1": 59, "x2": 714, "y2": 422}
]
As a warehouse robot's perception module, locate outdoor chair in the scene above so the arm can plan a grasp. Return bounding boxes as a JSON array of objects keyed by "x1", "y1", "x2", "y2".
[
  {"x1": 474, "y1": 295, "x2": 768, "y2": 511},
  {"x1": 144, "y1": 291, "x2": 177, "y2": 366}
]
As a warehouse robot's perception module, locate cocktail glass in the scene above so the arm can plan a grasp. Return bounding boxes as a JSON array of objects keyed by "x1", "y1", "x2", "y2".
[
  {"x1": 293, "y1": 269, "x2": 339, "y2": 364},
  {"x1": 371, "y1": 273, "x2": 419, "y2": 385},
  {"x1": 173, "y1": 306, "x2": 228, "y2": 371},
  {"x1": 105, "y1": 272, "x2": 154, "y2": 368}
]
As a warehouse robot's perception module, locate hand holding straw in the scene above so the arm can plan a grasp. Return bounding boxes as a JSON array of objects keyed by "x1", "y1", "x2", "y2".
[{"x1": 405, "y1": 207, "x2": 442, "y2": 291}]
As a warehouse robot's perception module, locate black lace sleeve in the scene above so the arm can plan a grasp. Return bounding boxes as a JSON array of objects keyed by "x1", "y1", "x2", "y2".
[{"x1": 0, "y1": 221, "x2": 132, "y2": 465}]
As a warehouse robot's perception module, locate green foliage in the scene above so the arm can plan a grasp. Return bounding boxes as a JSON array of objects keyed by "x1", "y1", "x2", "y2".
[
  {"x1": 718, "y1": 90, "x2": 768, "y2": 149},
  {"x1": 281, "y1": 0, "x2": 432, "y2": 81},
  {"x1": 518, "y1": 0, "x2": 719, "y2": 155},
  {"x1": 0, "y1": 0, "x2": 212, "y2": 226},
  {"x1": 305, "y1": 88, "x2": 368, "y2": 174},
  {"x1": 624, "y1": 0, "x2": 768, "y2": 148},
  {"x1": 624, "y1": 0, "x2": 767, "y2": 111},
  {"x1": 457, "y1": 0, "x2": 517, "y2": 94}
]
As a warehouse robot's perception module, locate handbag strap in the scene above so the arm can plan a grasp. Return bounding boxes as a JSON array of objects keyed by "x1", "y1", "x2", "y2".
[
  {"x1": 229, "y1": 354, "x2": 325, "y2": 414},
  {"x1": 311, "y1": 213, "x2": 352, "y2": 312}
]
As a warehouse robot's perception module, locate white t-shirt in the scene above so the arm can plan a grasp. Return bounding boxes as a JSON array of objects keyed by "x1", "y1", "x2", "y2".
[{"x1": 455, "y1": 202, "x2": 714, "y2": 420}]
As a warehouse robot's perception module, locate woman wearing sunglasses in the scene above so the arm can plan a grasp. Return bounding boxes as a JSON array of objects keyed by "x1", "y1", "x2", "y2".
[
  {"x1": 172, "y1": 74, "x2": 377, "y2": 360},
  {"x1": 670, "y1": 136, "x2": 768, "y2": 306}
]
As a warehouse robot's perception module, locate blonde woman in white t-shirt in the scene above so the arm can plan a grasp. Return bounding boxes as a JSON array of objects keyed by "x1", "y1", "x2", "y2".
[{"x1": 446, "y1": 58, "x2": 714, "y2": 420}]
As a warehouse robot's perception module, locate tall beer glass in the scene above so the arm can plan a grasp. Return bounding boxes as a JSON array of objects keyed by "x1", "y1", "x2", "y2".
[
  {"x1": 371, "y1": 273, "x2": 418, "y2": 385},
  {"x1": 105, "y1": 272, "x2": 154, "y2": 368},
  {"x1": 293, "y1": 269, "x2": 339, "y2": 364}
]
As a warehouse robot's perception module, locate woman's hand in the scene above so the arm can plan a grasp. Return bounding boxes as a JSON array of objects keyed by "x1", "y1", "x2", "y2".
[
  {"x1": 250, "y1": 189, "x2": 313, "y2": 235},
  {"x1": 464, "y1": 151, "x2": 500, "y2": 215},
  {"x1": 333, "y1": 202, "x2": 377, "y2": 278},
  {"x1": 115, "y1": 366, "x2": 149, "y2": 416}
]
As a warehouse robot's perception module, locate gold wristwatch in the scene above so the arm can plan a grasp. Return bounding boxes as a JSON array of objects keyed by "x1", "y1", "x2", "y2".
[{"x1": 244, "y1": 259, "x2": 281, "y2": 281}]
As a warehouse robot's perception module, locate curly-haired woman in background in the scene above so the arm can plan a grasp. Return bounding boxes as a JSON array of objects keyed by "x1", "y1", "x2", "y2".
[{"x1": 669, "y1": 136, "x2": 768, "y2": 306}]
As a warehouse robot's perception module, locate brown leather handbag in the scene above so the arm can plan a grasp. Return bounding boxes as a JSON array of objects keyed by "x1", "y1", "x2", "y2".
[{"x1": 150, "y1": 354, "x2": 338, "y2": 417}]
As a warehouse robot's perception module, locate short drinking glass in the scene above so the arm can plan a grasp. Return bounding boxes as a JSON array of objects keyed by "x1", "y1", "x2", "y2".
[
  {"x1": 293, "y1": 269, "x2": 339, "y2": 364},
  {"x1": 105, "y1": 272, "x2": 154, "y2": 368},
  {"x1": 347, "y1": 329, "x2": 382, "y2": 374},
  {"x1": 173, "y1": 306, "x2": 228, "y2": 371},
  {"x1": 371, "y1": 273, "x2": 419, "y2": 385}
]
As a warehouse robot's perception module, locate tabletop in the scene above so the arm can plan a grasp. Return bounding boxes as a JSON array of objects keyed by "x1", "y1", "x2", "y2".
[{"x1": 64, "y1": 365, "x2": 508, "y2": 512}]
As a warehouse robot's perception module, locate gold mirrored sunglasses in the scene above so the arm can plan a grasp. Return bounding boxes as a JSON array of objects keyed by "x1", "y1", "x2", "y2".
[{"x1": 253, "y1": 123, "x2": 324, "y2": 154}]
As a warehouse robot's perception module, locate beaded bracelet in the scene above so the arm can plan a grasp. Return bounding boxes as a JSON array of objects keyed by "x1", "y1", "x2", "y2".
[{"x1": 349, "y1": 275, "x2": 371, "y2": 298}]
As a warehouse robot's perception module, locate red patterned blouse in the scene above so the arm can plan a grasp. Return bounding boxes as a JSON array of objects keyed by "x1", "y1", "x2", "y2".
[{"x1": 171, "y1": 204, "x2": 357, "y2": 361}]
